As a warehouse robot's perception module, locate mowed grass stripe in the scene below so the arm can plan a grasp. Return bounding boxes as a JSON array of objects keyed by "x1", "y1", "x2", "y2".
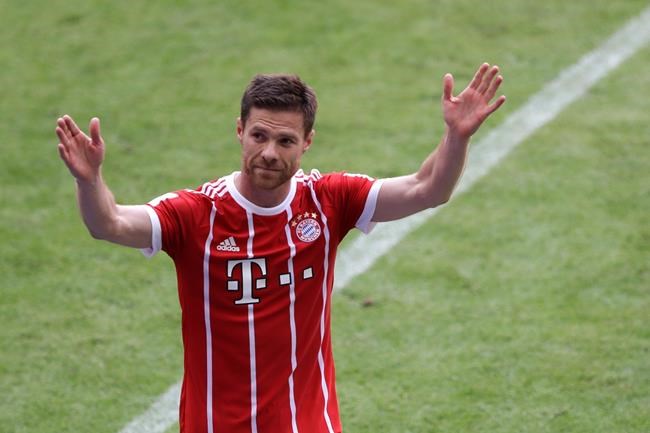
[
  {"x1": 121, "y1": 6, "x2": 650, "y2": 433},
  {"x1": 334, "y1": 5, "x2": 650, "y2": 290},
  {"x1": 335, "y1": 38, "x2": 650, "y2": 433}
]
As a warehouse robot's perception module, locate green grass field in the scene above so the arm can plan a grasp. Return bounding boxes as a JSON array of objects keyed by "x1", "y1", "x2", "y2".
[{"x1": 1, "y1": 1, "x2": 648, "y2": 432}]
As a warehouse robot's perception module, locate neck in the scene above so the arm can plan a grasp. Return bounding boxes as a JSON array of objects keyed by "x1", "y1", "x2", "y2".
[{"x1": 234, "y1": 172, "x2": 292, "y2": 208}]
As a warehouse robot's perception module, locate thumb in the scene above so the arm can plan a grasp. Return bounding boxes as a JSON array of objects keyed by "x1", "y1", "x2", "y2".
[
  {"x1": 442, "y1": 73, "x2": 454, "y2": 102},
  {"x1": 89, "y1": 117, "x2": 103, "y2": 145}
]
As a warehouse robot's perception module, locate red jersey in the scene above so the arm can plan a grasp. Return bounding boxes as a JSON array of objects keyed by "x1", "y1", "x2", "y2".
[{"x1": 142, "y1": 169, "x2": 382, "y2": 433}]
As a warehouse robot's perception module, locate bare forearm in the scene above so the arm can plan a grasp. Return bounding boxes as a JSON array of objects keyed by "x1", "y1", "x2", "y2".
[
  {"x1": 372, "y1": 64, "x2": 504, "y2": 223},
  {"x1": 372, "y1": 128, "x2": 471, "y2": 222},
  {"x1": 75, "y1": 172, "x2": 121, "y2": 240},
  {"x1": 75, "y1": 175, "x2": 152, "y2": 248},
  {"x1": 414, "y1": 127, "x2": 470, "y2": 206},
  {"x1": 57, "y1": 115, "x2": 152, "y2": 248}
]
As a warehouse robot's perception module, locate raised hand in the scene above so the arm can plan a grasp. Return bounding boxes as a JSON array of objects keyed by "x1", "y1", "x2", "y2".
[
  {"x1": 56, "y1": 115, "x2": 105, "y2": 182},
  {"x1": 442, "y1": 63, "x2": 506, "y2": 138}
]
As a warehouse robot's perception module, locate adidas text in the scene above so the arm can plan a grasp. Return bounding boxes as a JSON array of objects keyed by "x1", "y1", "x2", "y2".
[{"x1": 217, "y1": 236, "x2": 240, "y2": 252}]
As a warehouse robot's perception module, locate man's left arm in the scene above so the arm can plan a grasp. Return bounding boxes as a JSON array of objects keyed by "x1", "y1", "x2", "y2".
[{"x1": 372, "y1": 63, "x2": 506, "y2": 222}]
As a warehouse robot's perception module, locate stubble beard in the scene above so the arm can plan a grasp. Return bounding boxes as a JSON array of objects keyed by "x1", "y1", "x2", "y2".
[{"x1": 245, "y1": 160, "x2": 296, "y2": 191}]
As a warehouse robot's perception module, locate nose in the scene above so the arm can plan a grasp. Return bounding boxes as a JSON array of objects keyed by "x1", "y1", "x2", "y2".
[{"x1": 260, "y1": 141, "x2": 279, "y2": 164}]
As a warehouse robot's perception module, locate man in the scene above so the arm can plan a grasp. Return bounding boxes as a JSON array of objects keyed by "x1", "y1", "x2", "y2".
[{"x1": 56, "y1": 63, "x2": 505, "y2": 433}]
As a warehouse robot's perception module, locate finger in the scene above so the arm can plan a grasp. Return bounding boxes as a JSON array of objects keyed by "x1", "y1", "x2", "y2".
[
  {"x1": 57, "y1": 143, "x2": 78, "y2": 175},
  {"x1": 56, "y1": 126, "x2": 71, "y2": 147},
  {"x1": 442, "y1": 73, "x2": 454, "y2": 101},
  {"x1": 89, "y1": 117, "x2": 102, "y2": 146},
  {"x1": 57, "y1": 142, "x2": 70, "y2": 162},
  {"x1": 486, "y1": 95, "x2": 506, "y2": 115},
  {"x1": 485, "y1": 75, "x2": 503, "y2": 101},
  {"x1": 63, "y1": 115, "x2": 83, "y2": 137},
  {"x1": 57, "y1": 117, "x2": 73, "y2": 138},
  {"x1": 478, "y1": 65, "x2": 499, "y2": 94},
  {"x1": 469, "y1": 63, "x2": 489, "y2": 89}
]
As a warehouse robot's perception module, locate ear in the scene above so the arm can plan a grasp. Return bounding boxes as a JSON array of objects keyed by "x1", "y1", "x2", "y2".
[
  {"x1": 236, "y1": 117, "x2": 244, "y2": 143},
  {"x1": 302, "y1": 129, "x2": 315, "y2": 153}
]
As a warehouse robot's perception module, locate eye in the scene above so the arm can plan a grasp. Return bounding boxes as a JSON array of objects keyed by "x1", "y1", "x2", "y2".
[
  {"x1": 251, "y1": 132, "x2": 265, "y2": 142},
  {"x1": 279, "y1": 137, "x2": 295, "y2": 147}
]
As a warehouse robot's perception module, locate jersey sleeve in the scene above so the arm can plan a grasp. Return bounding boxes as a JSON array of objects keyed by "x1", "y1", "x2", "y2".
[
  {"x1": 317, "y1": 171, "x2": 383, "y2": 235},
  {"x1": 140, "y1": 189, "x2": 206, "y2": 258}
]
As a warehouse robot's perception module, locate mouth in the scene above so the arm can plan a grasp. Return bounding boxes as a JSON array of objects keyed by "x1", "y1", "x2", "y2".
[{"x1": 254, "y1": 166, "x2": 282, "y2": 172}]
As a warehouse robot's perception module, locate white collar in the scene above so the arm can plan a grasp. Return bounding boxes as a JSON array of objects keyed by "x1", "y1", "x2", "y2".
[{"x1": 225, "y1": 171, "x2": 298, "y2": 215}]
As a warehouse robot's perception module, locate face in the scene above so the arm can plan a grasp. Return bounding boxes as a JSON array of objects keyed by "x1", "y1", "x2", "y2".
[{"x1": 237, "y1": 108, "x2": 314, "y2": 191}]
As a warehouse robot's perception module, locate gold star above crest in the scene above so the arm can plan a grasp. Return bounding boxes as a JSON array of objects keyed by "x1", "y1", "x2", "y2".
[
  {"x1": 291, "y1": 220, "x2": 297, "y2": 227},
  {"x1": 311, "y1": 212, "x2": 317, "y2": 219},
  {"x1": 303, "y1": 212, "x2": 310, "y2": 218}
]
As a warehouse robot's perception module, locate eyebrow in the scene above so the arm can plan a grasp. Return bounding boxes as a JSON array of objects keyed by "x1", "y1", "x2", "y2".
[
  {"x1": 277, "y1": 133, "x2": 298, "y2": 141},
  {"x1": 250, "y1": 125, "x2": 299, "y2": 140}
]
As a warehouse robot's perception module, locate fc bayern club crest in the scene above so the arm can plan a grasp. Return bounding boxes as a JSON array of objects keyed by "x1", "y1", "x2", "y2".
[{"x1": 296, "y1": 218, "x2": 321, "y2": 242}]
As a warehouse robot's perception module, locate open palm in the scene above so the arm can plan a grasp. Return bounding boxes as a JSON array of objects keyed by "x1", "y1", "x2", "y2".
[
  {"x1": 442, "y1": 63, "x2": 506, "y2": 138},
  {"x1": 56, "y1": 115, "x2": 105, "y2": 182}
]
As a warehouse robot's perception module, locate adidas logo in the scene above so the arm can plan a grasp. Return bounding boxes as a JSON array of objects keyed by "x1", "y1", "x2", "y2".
[{"x1": 217, "y1": 236, "x2": 240, "y2": 252}]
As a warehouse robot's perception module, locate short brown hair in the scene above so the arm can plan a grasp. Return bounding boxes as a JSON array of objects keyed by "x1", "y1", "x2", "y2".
[{"x1": 240, "y1": 74, "x2": 318, "y2": 137}]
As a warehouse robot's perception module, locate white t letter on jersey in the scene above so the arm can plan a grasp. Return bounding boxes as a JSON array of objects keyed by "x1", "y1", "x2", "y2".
[{"x1": 227, "y1": 258, "x2": 267, "y2": 305}]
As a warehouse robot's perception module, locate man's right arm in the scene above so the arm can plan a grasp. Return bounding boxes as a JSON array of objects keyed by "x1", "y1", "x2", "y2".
[
  {"x1": 56, "y1": 115, "x2": 152, "y2": 249},
  {"x1": 75, "y1": 176, "x2": 152, "y2": 248}
]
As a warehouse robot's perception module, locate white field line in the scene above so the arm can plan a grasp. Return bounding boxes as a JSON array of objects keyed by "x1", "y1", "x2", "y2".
[
  {"x1": 118, "y1": 7, "x2": 650, "y2": 433},
  {"x1": 119, "y1": 381, "x2": 181, "y2": 433},
  {"x1": 335, "y1": 5, "x2": 650, "y2": 290}
]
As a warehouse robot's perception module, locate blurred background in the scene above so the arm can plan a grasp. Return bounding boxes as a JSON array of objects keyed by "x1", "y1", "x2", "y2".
[{"x1": 1, "y1": 1, "x2": 648, "y2": 432}]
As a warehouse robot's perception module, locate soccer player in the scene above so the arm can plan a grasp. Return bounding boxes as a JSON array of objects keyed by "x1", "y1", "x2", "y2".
[{"x1": 56, "y1": 63, "x2": 505, "y2": 433}]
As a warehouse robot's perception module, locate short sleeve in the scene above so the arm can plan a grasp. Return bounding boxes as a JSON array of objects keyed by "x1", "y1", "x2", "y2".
[
  {"x1": 139, "y1": 189, "x2": 206, "y2": 258},
  {"x1": 140, "y1": 205, "x2": 162, "y2": 257},
  {"x1": 316, "y1": 172, "x2": 384, "y2": 235},
  {"x1": 355, "y1": 177, "x2": 383, "y2": 233}
]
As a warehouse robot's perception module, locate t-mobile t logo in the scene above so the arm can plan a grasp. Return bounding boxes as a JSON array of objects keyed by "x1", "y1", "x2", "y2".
[{"x1": 226, "y1": 258, "x2": 267, "y2": 305}]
